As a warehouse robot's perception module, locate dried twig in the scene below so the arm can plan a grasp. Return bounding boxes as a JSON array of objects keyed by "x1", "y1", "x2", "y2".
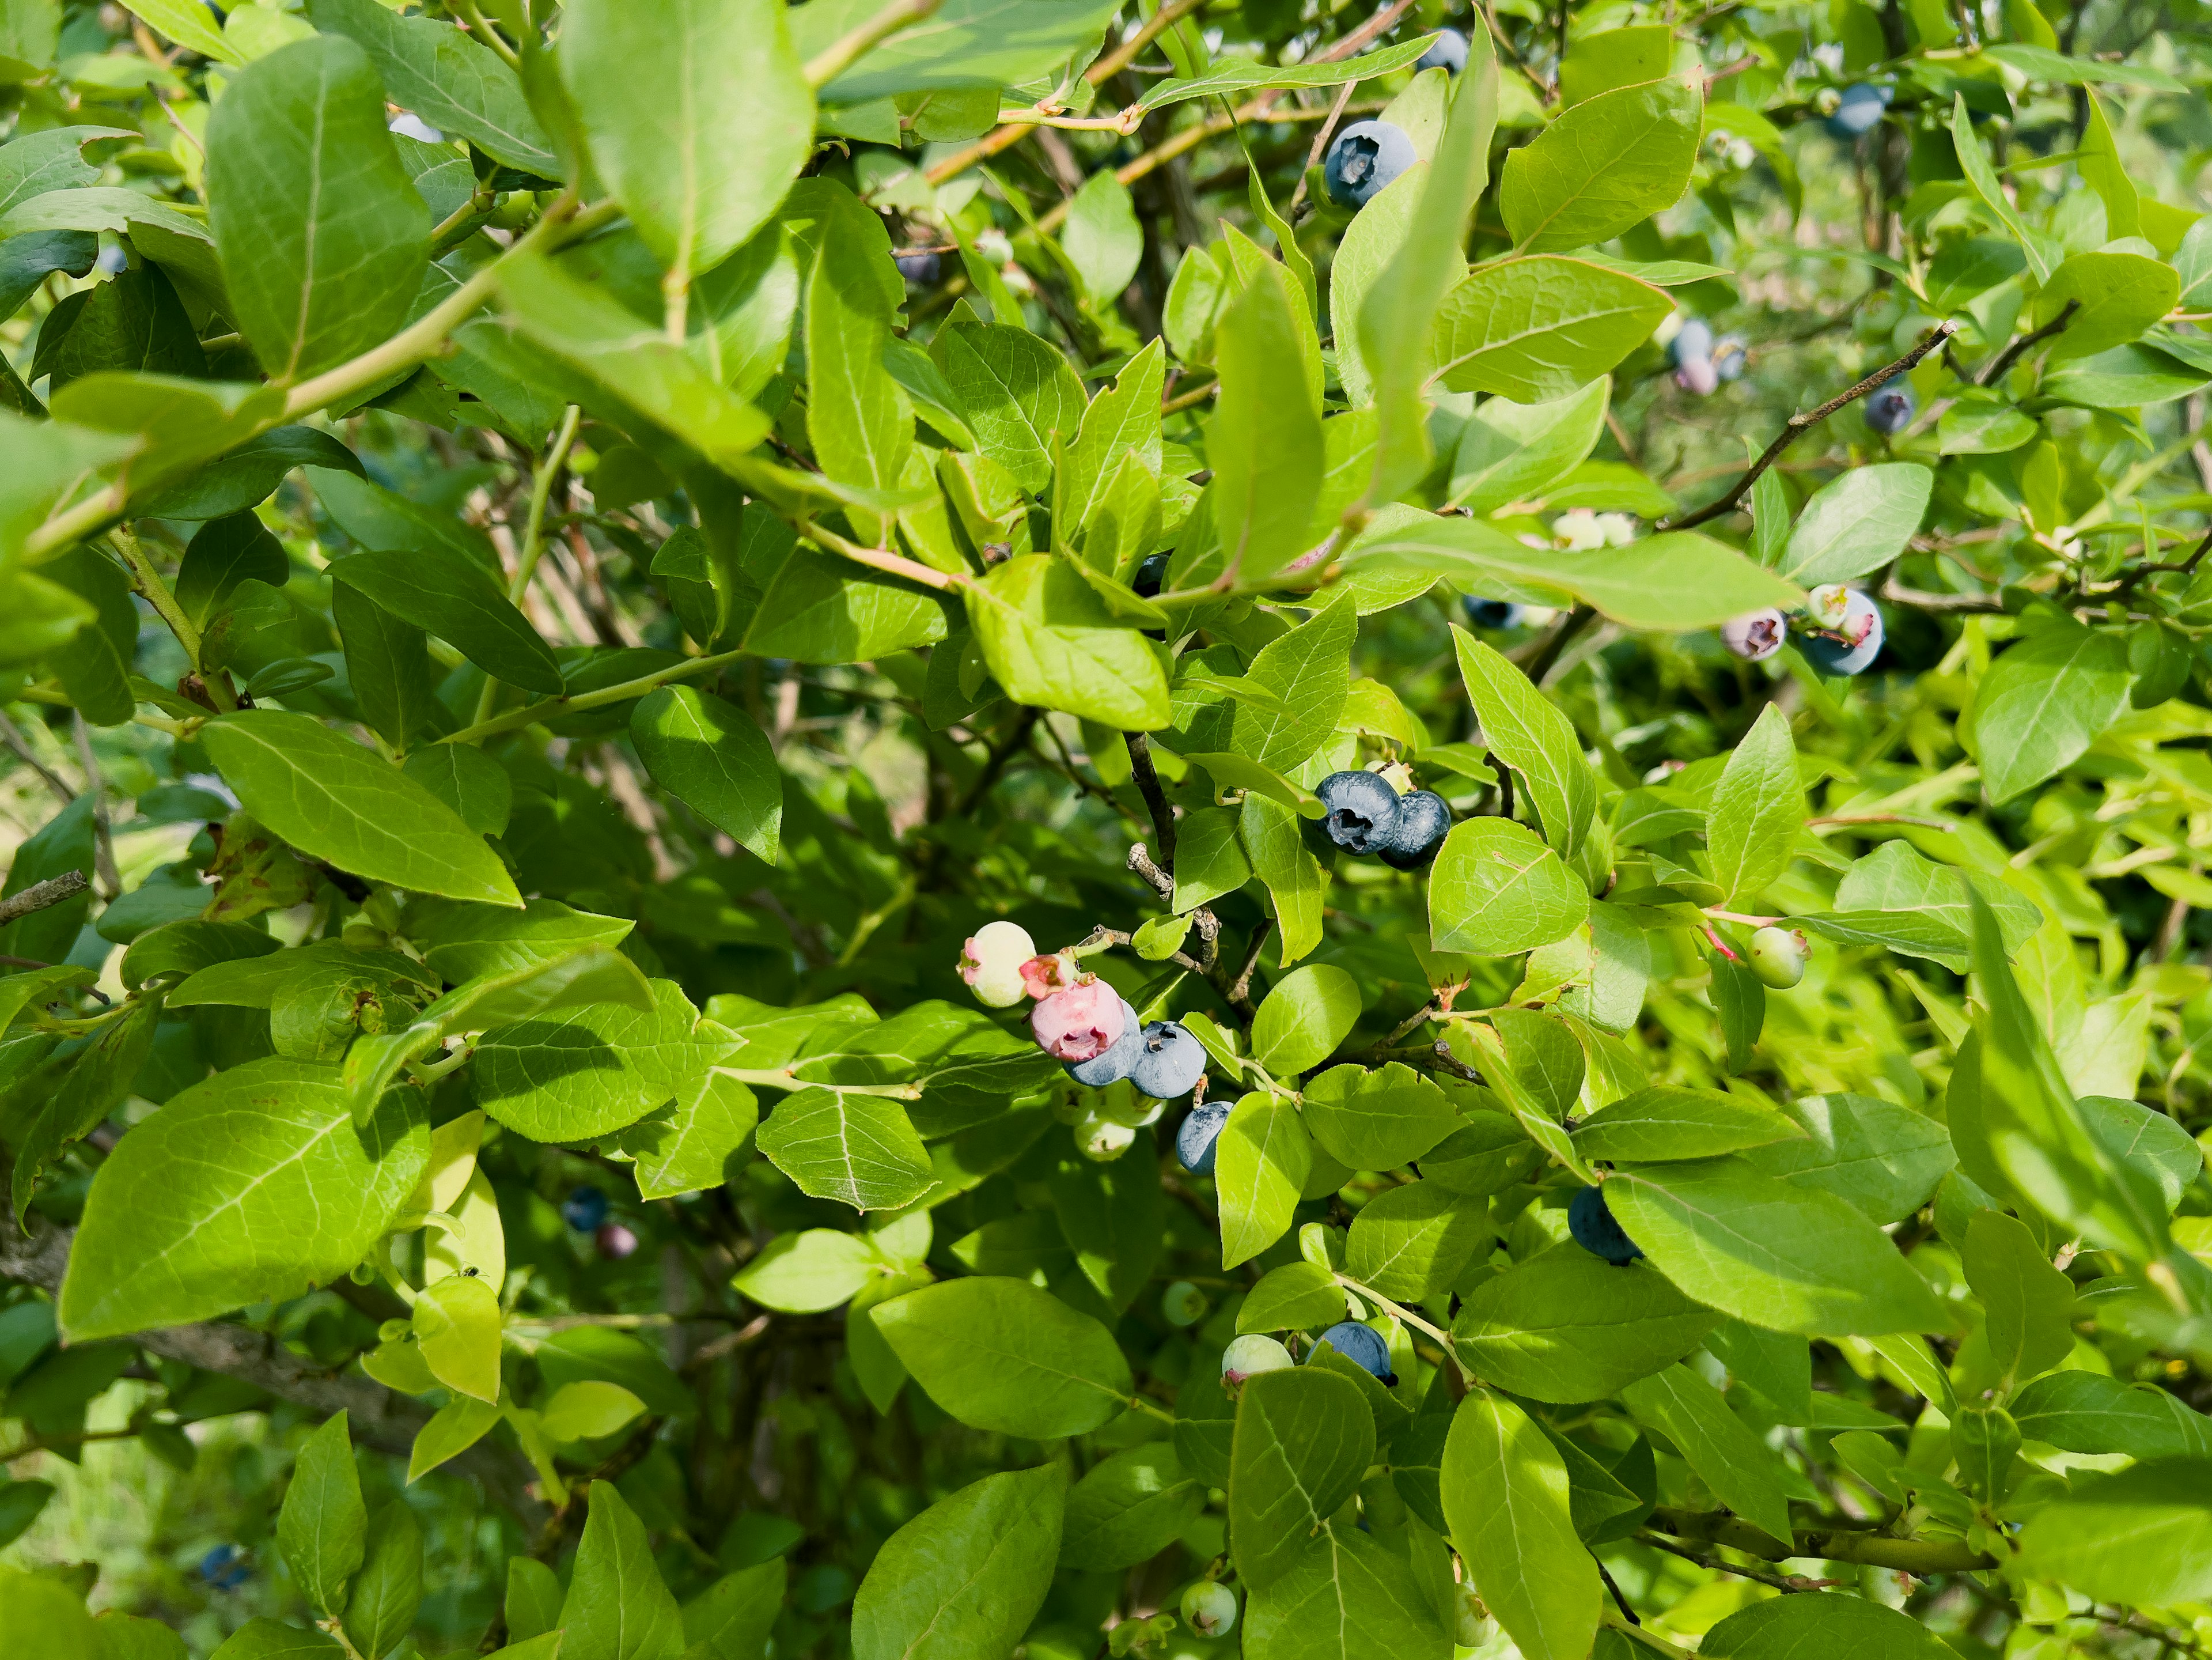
[{"x1": 0, "y1": 871, "x2": 89, "y2": 929}]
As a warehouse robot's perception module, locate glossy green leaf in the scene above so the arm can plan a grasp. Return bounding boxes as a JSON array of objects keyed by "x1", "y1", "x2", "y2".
[
  {"x1": 1301, "y1": 1061, "x2": 1461, "y2": 1171},
  {"x1": 305, "y1": 0, "x2": 555, "y2": 174},
  {"x1": 277, "y1": 1412, "x2": 366, "y2": 1616},
  {"x1": 1216, "y1": 1092, "x2": 1313, "y2": 1268},
  {"x1": 869, "y1": 1277, "x2": 1132, "y2": 1436},
  {"x1": 1430, "y1": 256, "x2": 1670, "y2": 401},
  {"x1": 1705, "y1": 704, "x2": 1801, "y2": 905},
  {"x1": 1619, "y1": 1364, "x2": 1793, "y2": 1544},
  {"x1": 1059, "y1": 1444, "x2": 1204, "y2": 1571},
  {"x1": 1429, "y1": 817, "x2": 1589, "y2": 955},
  {"x1": 1779, "y1": 463, "x2": 1933, "y2": 585},
  {"x1": 328, "y1": 549, "x2": 563, "y2": 696},
  {"x1": 1230, "y1": 1366, "x2": 1375, "y2": 1589},
  {"x1": 1573, "y1": 1086, "x2": 1806, "y2": 1163},
  {"x1": 1499, "y1": 74, "x2": 1700, "y2": 252},
  {"x1": 631, "y1": 687, "x2": 782, "y2": 864},
  {"x1": 1441, "y1": 1388, "x2": 1600, "y2": 1660},
  {"x1": 559, "y1": 1483, "x2": 685, "y2": 1660},
  {"x1": 851, "y1": 1463, "x2": 1066, "y2": 1660},
  {"x1": 1452, "y1": 1243, "x2": 1718, "y2": 1401}
]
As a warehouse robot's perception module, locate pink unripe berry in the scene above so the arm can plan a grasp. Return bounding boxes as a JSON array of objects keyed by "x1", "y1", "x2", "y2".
[
  {"x1": 1018, "y1": 951, "x2": 1081, "y2": 999},
  {"x1": 1032, "y1": 980, "x2": 1127, "y2": 1062},
  {"x1": 1722, "y1": 608, "x2": 1787, "y2": 661}
]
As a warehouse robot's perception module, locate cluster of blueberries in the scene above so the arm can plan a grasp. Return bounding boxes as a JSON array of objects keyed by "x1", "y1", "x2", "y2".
[
  {"x1": 1723, "y1": 581, "x2": 1885, "y2": 676},
  {"x1": 1313, "y1": 770, "x2": 1452, "y2": 868},
  {"x1": 960, "y1": 921, "x2": 1210, "y2": 1098},
  {"x1": 1666, "y1": 318, "x2": 1748, "y2": 397}
]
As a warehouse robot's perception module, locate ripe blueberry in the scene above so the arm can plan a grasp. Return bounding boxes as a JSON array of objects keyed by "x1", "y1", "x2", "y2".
[
  {"x1": 1865, "y1": 385, "x2": 1915, "y2": 436},
  {"x1": 1133, "y1": 550, "x2": 1169, "y2": 598},
  {"x1": 1748, "y1": 925, "x2": 1810, "y2": 989},
  {"x1": 200, "y1": 1544, "x2": 250, "y2": 1591},
  {"x1": 1323, "y1": 120, "x2": 1416, "y2": 210},
  {"x1": 1464, "y1": 597, "x2": 1524, "y2": 629},
  {"x1": 1067, "y1": 997, "x2": 1142, "y2": 1086},
  {"x1": 1177, "y1": 1098, "x2": 1230, "y2": 1174},
  {"x1": 1033, "y1": 980, "x2": 1128, "y2": 1061},
  {"x1": 1378, "y1": 789, "x2": 1450, "y2": 870},
  {"x1": 1668, "y1": 319, "x2": 1714, "y2": 367},
  {"x1": 1315, "y1": 770, "x2": 1402, "y2": 854},
  {"x1": 895, "y1": 249, "x2": 941, "y2": 285},
  {"x1": 959, "y1": 918, "x2": 1036, "y2": 1008},
  {"x1": 1721, "y1": 608, "x2": 1787, "y2": 663},
  {"x1": 1182, "y1": 1581, "x2": 1240, "y2": 1638},
  {"x1": 1313, "y1": 1321, "x2": 1394, "y2": 1382},
  {"x1": 1801, "y1": 584, "x2": 1884, "y2": 675},
  {"x1": 1221, "y1": 1333, "x2": 1294, "y2": 1387},
  {"x1": 1713, "y1": 334, "x2": 1748, "y2": 381},
  {"x1": 1415, "y1": 27, "x2": 1468, "y2": 73},
  {"x1": 1130, "y1": 1020, "x2": 1207, "y2": 1099},
  {"x1": 1567, "y1": 1183, "x2": 1643, "y2": 1265},
  {"x1": 1825, "y1": 82, "x2": 1891, "y2": 139},
  {"x1": 562, "y1": 1185, "x2": 609, "y2": 1233}
]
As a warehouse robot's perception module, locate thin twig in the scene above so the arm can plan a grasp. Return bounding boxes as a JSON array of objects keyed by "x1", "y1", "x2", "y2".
[
  {"x1": 1126, "y1": 732, "x2": 1179, "y2": 867},
  {"x1": 0, "y1": 872, "x2": 89, "y2": 929},
  {"x1": 71, "y1": 714, "x2": 120, "y2": 901},
  {"x1": 1662, "y1": 322, "x2": 1960, "y2": 531},
  {"x1": 1976, "y1": 298, "x2": 2079, "y2": 387},
  {"x1": 804, "y1": 0, "x2": 944, "y2": 88},
  {"x1": 0, "y1": 710, "x2": 75, "y2": 806},
  {"x1": 1286, "y1": 79, "x2": 1360, "y2": 215},
  {"x1": 1637, "y1": 1529, "x2": 1839, "y2": 1594}
]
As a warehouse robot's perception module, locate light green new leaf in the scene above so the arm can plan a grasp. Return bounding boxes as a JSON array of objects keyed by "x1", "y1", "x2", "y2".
[
  {"x1": 1619, "y1": 1364, "x2": 1793, "y2": 1544},
  {"x1": 278, "y1": 1412, "x2": 366, "y2": 1617},
  {"x1": 1453, "y1": 629, "x2": 1595, "y2": 856},
  {"x1": 1780, "y1": 463, "x2": 1932, "y2": 585},
  {"x1": 1331, "y1": 164, "x2": 1424, "y2": 409},
  {"x1": 206, "y1": 37, "x2": 430, "y2": 382},
  {"x1": 1132, "y1": 34, "x2": 1437, "y2": 112},
  {"x1": 615, "y1": 1068, "x2": 759, "y2": 1200},
  {"x1": 1442, "y1": 1388, "x2": 1600, "y2": 1660},
  {"x1": 560, "y1": 0, "x2": 812, "y2": 293},
  {"x1": 967, "y1": 554, "x2": 1170, "y2": 729},
  {"x1": 559, "y1": 1483, "x2": 686, "y2": 1660},
  {"x1": 1604, "y1": 1159, "x2": 1952, "y2": 1337},
  {"x1": 1210, "y1": 262, "x2": 1325, "y2": 584},
  {"x1": 793, "y1": 0, "x2": 1123, "y2": 104},
  {"x1": 1250, "y1": 964, "x2": 1361, "y2": 1075},
  {"x1": 59, "y1": 1057, "x2": 429, "y2": 1341},
  {"x1": 1239, "y1": 794, "x2": 1327, "y2": 965},
  {"x1": 1448, "y1": 377, "x2": 1611, "y2": 513},
  {"x1": 1499, "y1": 74, "x2": 1700, "y2": 252},
  {"x1": 305, "y1": 0, "x2": 555, "y2": 175},
  {"x1": 869, "y1": 1277, "x2": 1132, "y2": 1436},
  {"x1": 1217, "y1": 1092, "x2": 1313, "y2": 1268},
  {"x1": 732, "y1": 1228, "x2": 878, "y2": 1314},
  {"x1": 1741, "y1": 1092, "x2": 1955, "y2": 1225},
  {"x1": 1451, "y1": 1243, "x2": 1718, "y2": 1402},
  {"x1": 412, "y1": 1272, "x2": 502, "y2": 1402},
  {"x1": 1964, "y1": 1209, "x2": 2075, "y2": 1390},
  {"x1": 1237, "y1": 1261, "x2": 1351, "y2": 1334},
  {"x1": 1429, "y1": 818, "x2": 1589, "y2": 955},
  {"x1": 631, "y1": 686, "x2": 782, "y2": 864},
  {"x1": 1230, "y1": 1367, "x2": 1375, "y2": 1588},
  {"x1": 1706, "y1": 703, "x2": 1801, "y2": 905},
  {"x1": 851, "y1": 1464, "x2": 1066, "y2": 1660},
  {"x1": 753, "y1": 1087, "x2": 934, "y2": 1212},
  {"x1": 408, "y1": 1395, "x2": 502, "y2": 1484},
  {"x1": 119, "y1": 0, "x2": 241, "y2": 64},
  {"x1": 1429, "y1": 257, "x2": 1669, "y2": 401},
  {"x1": 932, "y1": 321, "x2": 1086, "y2": 493},
  {"x1": 1062, "y1": 168, "x2": 1143, "y2": 311},
  {"x1": 1231, "y1": 593, "x2": 1357, "y2": 773}
]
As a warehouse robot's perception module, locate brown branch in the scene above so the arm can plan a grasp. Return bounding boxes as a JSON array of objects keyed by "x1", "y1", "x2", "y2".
[
  {"x1": 1648, "y1": 1507, "x2": 1995, "y2": 1574},
  {"x1": 1521, "y1": 604, "x2": 1595, "y2": 684},
  {"x1": 1878, "y1": 576, "x2": 2005, "y2": 614},
  {"x1": 1662, "y1": 322, "x2": 1960, "y2": 532},
  {"x1": 0, "y1": 871, "x2": 89, "y2": 928},
  {"x1": 1225, "y1": 918, "x2": 1271, "y2": 1013},
  {"x1": 1126, "y1": 732, "x2": 1179, "y2": 867},
  {"x1": 1976, "y1": 298, "x2": 2080, "y2": 387}
]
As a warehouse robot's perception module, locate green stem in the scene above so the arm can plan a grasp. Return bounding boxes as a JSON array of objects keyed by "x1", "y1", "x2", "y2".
[
  {"x1": 1127, "y1": 1394, "x2": 1176, "y2": 1425},
  {"x1": 450, "y1": 0, "x2": 521, "y2": 69},
  {"x1": 1332, "y1": 1272, "x2": 1469, "y2": 1385},
  {"x1": 803, "y1": 0, "x2": 945, "y2": 88},
  {"x1": 435, "y1": 645, "x2": 751, "y2": 748},
  {"x1": 475, "y1": 403, "x2": 582, "y2": 729},
  {"x1": 108, "y1": 528, "x2": 211, "y2": 678},
  {"x1": 714, "y1": 1068, "x2": 922, "y2": 1099}
]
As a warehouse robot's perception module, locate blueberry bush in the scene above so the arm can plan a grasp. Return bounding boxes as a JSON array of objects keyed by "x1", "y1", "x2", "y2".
[{"x1": 0, "y1": 0, "x2": 2209, "y2": 1655}]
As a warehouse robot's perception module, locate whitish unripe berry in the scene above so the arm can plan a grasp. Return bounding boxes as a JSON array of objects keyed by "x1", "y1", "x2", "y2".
[
  {"x1": 1221, "y1": 1333, "x2": 1294, "y2": 1387},
  {"x1": 1722, "y1": 608, "x2": 1787, "y2": 662},
  {"x1": 959, "y1": 920, "x2": 1035, "y2": 1007}
]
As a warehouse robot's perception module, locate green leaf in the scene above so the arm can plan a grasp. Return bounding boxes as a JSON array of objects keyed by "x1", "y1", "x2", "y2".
[
  {"x1": 1133, "y1": 33, "x2": 1437, "y2": 112},
  {"x1": 851, "y1": 1463, "x2": 1066, "y2": 1660},
  {"x1": 1499, "y1": 74, "x2": 1700, "y2": 252},
  {"x1": 755, "y1": 1087, "x2": 935, "y2": 1212},
  {"x1": 1452, "y1": 1242, "x2": 1718, "y2": 1401},
  {"x1": 343, "y1": 1500, "x2": 424, "y2": 1660},
  {"x1": 1062, "y1": 168, "x2": 1143, "y2": 311},
  {"x1": 403, "y1": 744, "x2": 513, "y2": 838},
  {"x1": 1820, "y1": 841, "x2": 2043, "y2": 971},
  {"x1": 1441, "y1": 1388, "x2": 1600, "y2": 1660},
  {"x1": 1237, "y1": 1261, "x2": 1350, "y2": 1334},
  {"x1": 1702, "y1": 1594, "x2": 1963, "y2": 1658},
  {"x1": 539, "y1": 1381, "x2": 646, "y2": 1443},
  {"x1": 613, "y1": 1068, "x2": 760, "y2": 1201},
  {"x1": 1049, "y1": 1137, "x2": 1162, "y2": 1311},
  {"x1": 1429, "y1": 817, "x2": 1589, "y2": 955},
  {"x1": 559, "y1": 1483, "x2": 685, "y2": 1660},
  {"x1": 681, "y1": 1562, "x2": 785, "y2": 1660},
  {"x1": 868, "y1": 1277, "x2": 1132, "y2": 1437},
  {"x1": 1249, "y1": 963, "x2": 1361, "y2": 1075},
  {"x1": 58, "y1": 1057, "x2": 429, "y2": 1341},
  {"x1": 2009, "y1": 1371, "x2": 2212, "y2": 1459},
  {"x1": 1430, "y1": 256, "x2": 1669, "y2": 401},
  {"x1": 305, "y1": 0, "x2": 555, "y2": 174},
  {"x1": 1964, "y1": 1209, "x2": 2073, "y2": 1391},
  {"x1": 1950, "y1": 96, "x2": 2059, "y2": 284},
  {"x1": 630, "y1": 687, "x2": 782, "y2": 864},
  {"x1": 2036, "y1": 250, "x2": 2181, "y2": 361},
  {"x1": 201, "y1": 712, "x2": 522, "y2": 906},
  {"x1": 805, "y1": 184, "x2": 913, "y2": 535},
  {"x1": 1618, "y1": 1364, "x2": 1793, "y2": 1544},
  {"x1": 328, "y1": 549, "x2": 563, "y2": 696},
  {"x1": 1230, "y1": 1367, "x2": 1376, "y2": 1589},
  {"x1": 207, "y1": 37, "x2": 430, "y2": 381},
  {"x1": 473, "y1": 977, "x2": 738, "y2": 1141},
  {"x1": 1705, "y1": 703, "x2": 1801, "y2": 906},
  {"x1": 1346, "y1": 1181, "x2": 1491, "y2": 1299},
  {"x1": 1573, "y1": 1086, "x2": 1806, "y2": 1162},
  {"x1": 1242, "y1": 1520, "x2": 1451, "y2": 1659},
  {"x1": 1453, "y1": 629, "x2": 1596, "y2": 857},
  {"x1": 1059, "y1": 1444, "x2": 1204, "y2": 1571},
  {"x1": 746, "y1": 547, "x2": 949, "y2": 664},
  {"x1": 1738, "y1": 1092, "x2": 1955, "y2": 1224},
  {"x1": 2019, "y1": 1460, "x2": 2212, "y2": 1607},
  {"x1": 1559, "y1": 24, "x2": 1674, "y2": 104},
  {"x1": 408, "y1": 1394, "x2": 502, "y2": 1483},
  {"x1": 793, "y1": 0, "x2": 1122, "y2": 104},
  {"x1": 1603, "y1": 1159, "x2": 1953, "y2": 1337},
  {"x1": 931, "y1": 321, "x2": 1086, "y2": 494},
  {"x1": 967, "y1": 554, "x2": 1169, "y2": 729},
  {"x1": 1238, "y1": 795, "x2": 1327, "y2": 965},
  {"x1": 1779, "y1": 464, "x2": 1932, "y2": 585},
  {"x1": 732, "y1": 1228, "x2": 878, "y2": 1314},
  {"x1": 1331, "y1": 164, "x2": 1424, "y2": 410},
  {"x1": 118, "y1": 0, "x2": 241, "y2": 64},
  {"x1": 1448, "y1": 377, "x2": 1611, "y2": 513},
  {"x1": 1301, "y1": 1061, "x2": 1461, "y2": 1170},
  {"x1": 412, "y1": 1272, "x2": 502, "y2": 1403},
  {"x1": 419, "y1": 897, "x2": 634, "y2": 982},
  {"x1": 1216, "y1": 1092, "x2": 1312, "y2": 1268},
  {"x1": 277, "y1": 1412, "x2": 366, "y2": 1617},
  {"x1": 1972, "y1": 619, "x2": 2135, "y2": 806},
  {"x1": 1210, "y1": 261, "x2": 1325, "y2": 584},
  {"x1": 559, "y1": 0, "x2": 810, "y2": 294}
]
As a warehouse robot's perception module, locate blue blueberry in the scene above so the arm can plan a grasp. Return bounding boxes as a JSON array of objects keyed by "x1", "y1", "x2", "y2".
[
  {"x1": 1415, "y1": 27, "x2": 1468, "y2": 73},
  {"x1": 1130, "y1": 1020, "x2": 1207, "y2": 1099},
  {"x1": 1713, "y1": 334, "x2": 1748, "y2": 381},
  {"x1": 1801, "y1": 584, "x2": 1884, "y2": 676},
  {"x1": 1378, "y1": 789, "x2": 1449, "y2": 871},
  {"x1": 1826, "y1": 82, "x2": 1891, "y2": 139},
  {"x1": 1313, "y1": 1321, "x2": 1394, "y2": 1382},
  {"x1": 1133, "y1": 551, "x2": 1169, "y2": 598},
  {"x1": 1177, "y1": 1099, "x2": 1230, "y2": 1174},
  {"x1": 895, "y1": 249, "x2": 941, "y2": 285},
  {"x1": 1315, "y1": 770, "x2": 1402, "y2": 854},
  {"x1": 1463, "y1": 598, "x2": 1524, "y2": 629},
  {"x1": 562, "y1": 1185, "x2": 609, "y2": 1234},
  {"x1": 1323, "y1": 120, "x2": 1416, "y2": 210},
  {"x1": 1865, "y1": 385, "x2": 1915, "y2": 436},
  {"x1": 1668, "y1": 319, "x2": 1714, "y2": 367},
  {"x1": 199, "y1": 1543, "x2": 251, "y2": 1590},
  {"x1": 1569, "y1": 1183, "x2": 1643, "y2": 1265},
  {"x1": 1067, "y1": 998, "x2": 1143, "y2": 1087}
]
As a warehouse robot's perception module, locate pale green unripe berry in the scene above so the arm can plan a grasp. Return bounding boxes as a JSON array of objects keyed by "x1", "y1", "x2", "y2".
[
  {"x1": 1748, "y1": 926, "x2": 1809, "y2": 989},
  {"x1": 1162, "y1": 1280, "x2": 1207, "y2": 1327},
  {"x1": 1076, "y1": 1109, "x2": 1135, "y2": 1160},
  {"x1": 959, "y1": 919, "x2": 1035, "y2": 1008},
  {"x1": 1221, "y1": 1333, "x2": 1293, "y2": 1387},
  {"x1": 1454, "y1": 1585, "x2": 1491, "y2": 1647},
  {"x1": 1181, "y1": 1580, "x2": 1238, "y2": 1638}
]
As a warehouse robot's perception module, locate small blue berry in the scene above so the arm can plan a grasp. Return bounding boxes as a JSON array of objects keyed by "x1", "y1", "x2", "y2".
[
  {"x1": 1668, "y1": 319, "x2": 1714, "y2": 367},
  {"x1": 199, "y1": 1543, "x2": 251, "y2": 1590},
  {"x1": 1315, "y1": 771, "x2": 1402, "y2": 854},
  {"x1": 1865, "y1": 385, "x2": 1915, "y2": 436},
  {"x1": 1130, "y1": 1020, "x2": 1207, "y2": 1100},
  {"x1": 895, "y1": 249, "x2": 941, "y2": 285},
  {"x1": 1713, "y1": 334, "x2": 1748, "y2": 381},
  {"x1": 1323, "y1": 120, "x2": 1415, "y2": 210},
  {"x1": 1132, "y1": 551, "x2": 1169, "y2": 598},
  {"x1": 1825, "y1": 82, "x2": 1891, "y2": 139},
  {"x1": 1378, "y1": 789, "x2": 1449, "y2": 871},
  {"x1": 1313, "y1": 1321, "x2": 1394, "y2": 1382},
  {"x1": 1568, "y1": 1184, "x2": 1643, "y2": 1265},
  {"x1": 562, "y1": 1185, "x2": 609, "y2": 1234},
  {"x1": 1801, "y1": 584, "x2": 1884, "y2": 676},
  {"x1": 1415, "y1": 28, "x2": 1468, "y2": 73},
  {"x1": 1067, "y1": 999, "x2": 1143, "y2": 1087},
  {"x1": 1177, "y1": 1099, "x2": 1230, "y2": 1174},
  {"x1": 1463, "y1": 598, "x2": 1524, "y2": 629}
]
